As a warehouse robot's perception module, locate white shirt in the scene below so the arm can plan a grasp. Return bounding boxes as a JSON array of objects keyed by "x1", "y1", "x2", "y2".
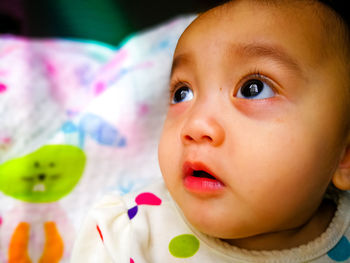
[{"x1": 71, "y1": 181, "x2": 350, "y2": 263}]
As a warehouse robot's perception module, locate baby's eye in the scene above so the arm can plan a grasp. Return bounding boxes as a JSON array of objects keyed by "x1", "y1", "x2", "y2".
[
  {"x1": 171, "y1": 86, "x2": 194, "y2": 104},
  {"x1": 236, "y1": 79, "x2": 275, "y2": 99}
]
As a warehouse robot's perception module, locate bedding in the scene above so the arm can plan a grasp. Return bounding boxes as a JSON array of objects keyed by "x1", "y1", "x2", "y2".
[{"x1": 0, "y1": 15, "x2": 195, "y2": 262}]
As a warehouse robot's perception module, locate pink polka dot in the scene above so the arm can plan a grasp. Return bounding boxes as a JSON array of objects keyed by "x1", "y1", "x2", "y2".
[
  {"x1": 0, "y1": 216, "x2": 2, "y2": 225},
  {"x1": 130, "y1": 258, "x2": 134, "y2": 263},
  {"x1": 135, "y1": 193, "x2": 161, "y2": 206},
  {"x1": 0, "y1": 83, "x2": 7, "y2": 93}
]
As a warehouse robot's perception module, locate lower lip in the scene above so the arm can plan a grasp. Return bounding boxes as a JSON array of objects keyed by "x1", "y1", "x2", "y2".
[{"x1": 183, "y1": 175, "x2": 225, "y2": 194}]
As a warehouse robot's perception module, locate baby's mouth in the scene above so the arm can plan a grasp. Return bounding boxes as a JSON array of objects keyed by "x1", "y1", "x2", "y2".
[{"x1": 183, "y1": 162, "x2": 225, "y2": 193}]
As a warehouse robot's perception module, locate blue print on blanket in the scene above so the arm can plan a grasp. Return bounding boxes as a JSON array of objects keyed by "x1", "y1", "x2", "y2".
[
  {"x1": 117, "y1": 180, "x2": 135, "y2": 195},
  {"x1": 327, "y1": 236, "x2": 350, "y2": 261},
  {"x1": 62, "y1": 113, "x2": 127, "y2": 149}
]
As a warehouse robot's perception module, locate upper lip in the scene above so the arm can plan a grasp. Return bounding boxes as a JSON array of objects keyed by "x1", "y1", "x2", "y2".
[{"x1": 183, "y1": 161, "x2": 224, "y2": 184}]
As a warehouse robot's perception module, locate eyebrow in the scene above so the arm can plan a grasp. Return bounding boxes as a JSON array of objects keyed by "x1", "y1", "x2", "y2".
[
  {"x1": 233, "y1": 42, "x2": 304, "y2": 76},
  {"x1": 170, "y1": 53, "x2": 193, "y2": 77},
  {"x1": 170, "y1": 42, "x2": 305, "y2": 79}
]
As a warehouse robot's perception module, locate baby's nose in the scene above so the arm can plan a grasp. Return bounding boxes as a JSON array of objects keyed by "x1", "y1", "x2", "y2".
[{"x1": 181, "y1": 115, "x2": 225, "y2": 146}]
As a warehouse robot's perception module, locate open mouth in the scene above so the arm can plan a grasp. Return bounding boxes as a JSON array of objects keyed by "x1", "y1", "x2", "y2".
[
  {"x1": 183, "y1": 162, "x2": 225, "y2": 193},
  {"x1": 192, "y1": 170, "x2": 217, "y2": 180}
]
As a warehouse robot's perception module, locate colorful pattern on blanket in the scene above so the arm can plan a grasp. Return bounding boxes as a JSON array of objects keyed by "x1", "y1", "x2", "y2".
[{"x1": 0, "y1": 15, "x2": 195, "y2": 263}]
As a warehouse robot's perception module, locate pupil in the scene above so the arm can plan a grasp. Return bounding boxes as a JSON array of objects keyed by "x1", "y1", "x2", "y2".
[
  {"x1": 242, "y1": 80, "x2": 263, "y2": 97},
  {"x1": 174, "y1": 87, "x2": 188, "y2": 102}
]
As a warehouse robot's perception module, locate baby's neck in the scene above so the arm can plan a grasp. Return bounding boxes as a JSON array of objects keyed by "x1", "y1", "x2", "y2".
[{"x1": 225, "y1": 199, "x2": 336, "y2": 251}]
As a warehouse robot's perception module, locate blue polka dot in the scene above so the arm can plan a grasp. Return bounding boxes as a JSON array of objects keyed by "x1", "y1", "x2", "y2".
[{"x1": 328, "y1": 236, "x2": 350, "y2": 261}]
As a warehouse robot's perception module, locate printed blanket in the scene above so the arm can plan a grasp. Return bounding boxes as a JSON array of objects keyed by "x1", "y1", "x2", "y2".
[{"x1": 0, "y1": 15, "x2": 195, "y2": 263}]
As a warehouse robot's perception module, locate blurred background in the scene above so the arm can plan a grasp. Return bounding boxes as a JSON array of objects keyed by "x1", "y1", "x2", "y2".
[{"x1": 0, "y1": 0, "x2": 221, "y2": 46}]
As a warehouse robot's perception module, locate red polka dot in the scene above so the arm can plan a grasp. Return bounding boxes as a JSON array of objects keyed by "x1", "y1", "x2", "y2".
[
  {"x1": 130, "y1": 258, "x2": 134, "y2": 263},
  {"x1": 96, "y1": 225, "x2": 104, "y2": 242}
]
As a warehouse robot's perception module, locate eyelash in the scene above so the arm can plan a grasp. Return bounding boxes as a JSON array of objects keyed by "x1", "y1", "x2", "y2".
[
  {"x1": 240, "y1": 70, "x2": 266, "y2": 87},
  {"x1": 236, "y1": 68, "x2": 278, "y2": 92},
  {"x1": 169, "y1": 79, "x2": 190, "y2": 100}
]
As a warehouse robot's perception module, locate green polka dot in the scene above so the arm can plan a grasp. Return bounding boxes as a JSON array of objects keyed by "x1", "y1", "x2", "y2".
[{"x1": 169, "y1": 234, "x2": 200, "y2": 258}]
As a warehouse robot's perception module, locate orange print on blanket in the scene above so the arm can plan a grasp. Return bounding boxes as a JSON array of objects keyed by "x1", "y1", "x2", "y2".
[
  {"x1": 8, "y1": 222, "x2": 64, "y2": 263},
  {"x1": 8, "y1": 222, "x2": 32, "y2": 263},
  {"x1": 39, "y1": 222, "x2": 64, "y2": 263}
]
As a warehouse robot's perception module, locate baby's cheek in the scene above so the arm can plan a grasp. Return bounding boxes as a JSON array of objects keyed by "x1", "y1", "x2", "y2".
[
  {"x1": 158, "y1": 130, "x2": 179, "y2": 175},
  {"x1": 232, "y1": 96, "x2": 289, "y2": 121},
  {"x1": 167, "y1": 102, "x2": 190, "y2": 118}
]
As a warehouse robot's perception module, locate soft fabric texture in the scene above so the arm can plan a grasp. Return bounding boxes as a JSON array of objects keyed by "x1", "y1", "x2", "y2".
[
  {"x1": 71, "y1": 181, "x2": 350, "y2": 263},
  {"x1": 0, "y1": 15, "x2": 195, "y2": 262}
]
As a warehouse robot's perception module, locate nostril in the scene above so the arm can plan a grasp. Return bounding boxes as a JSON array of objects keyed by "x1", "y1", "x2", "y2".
[
  {"x1": 202, "y1": 135, "x2": 212, "y2": 142},
  {"x1": 38, "y1": 174, "x2": 46, "y2": 181},
  {"x1": 183, "y1": 134, "x2": 213, "y2": 143},
  {"x1": 184, "y1": 135, "x2": 194, "y2": 141}
]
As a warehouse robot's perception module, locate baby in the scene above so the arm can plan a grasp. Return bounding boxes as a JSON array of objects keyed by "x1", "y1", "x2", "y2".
[{"x1": 72, "y1": 0, "x2": 350, "y2": 262}]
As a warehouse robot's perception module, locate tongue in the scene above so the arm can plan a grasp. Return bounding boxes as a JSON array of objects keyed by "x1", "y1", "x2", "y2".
[{"x1": 193, "y1": 170, "x2": 216, "y2": 180}]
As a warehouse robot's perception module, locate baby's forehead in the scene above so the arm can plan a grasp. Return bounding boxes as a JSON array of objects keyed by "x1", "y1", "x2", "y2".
[{"x1": 177, "y1": 0, "x2": 347, "y2": 71}]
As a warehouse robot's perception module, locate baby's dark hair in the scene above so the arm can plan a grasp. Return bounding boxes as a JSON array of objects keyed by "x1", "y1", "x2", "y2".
[
  {"x1": 317, "y1": 0, "x2": 350, "y2": 57},
  {"x1": 213, "y1": 0, "x2": 349, "y2": 50},
  {"x1": 319, "y1": 0, "x2": 349, "y2": 29}
]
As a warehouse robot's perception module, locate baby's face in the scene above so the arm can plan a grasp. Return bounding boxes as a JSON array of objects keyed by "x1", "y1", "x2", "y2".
[{"x1": 158, "y1": 0, "x2": 349, "y2": 242}]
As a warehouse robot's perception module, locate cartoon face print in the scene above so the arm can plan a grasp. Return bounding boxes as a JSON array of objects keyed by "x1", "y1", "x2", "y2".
[{"x1": 0, "y1": 145, "x2": 86, "y2": 203}]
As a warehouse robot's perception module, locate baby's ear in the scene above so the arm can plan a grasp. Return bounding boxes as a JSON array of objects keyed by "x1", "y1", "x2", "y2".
[{"x1": 333, "y1": 146, "x2": 350, "y2": 190}]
